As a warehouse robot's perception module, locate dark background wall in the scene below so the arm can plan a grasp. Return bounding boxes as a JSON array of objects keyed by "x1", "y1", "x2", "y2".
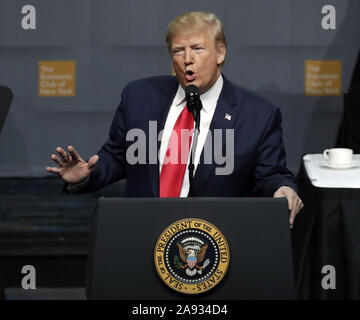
[{"x1": 0, "y1": 0, "x2": 360, "y2": 177}]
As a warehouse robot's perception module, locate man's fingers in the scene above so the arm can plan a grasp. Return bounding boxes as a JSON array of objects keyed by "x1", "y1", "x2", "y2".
[
  {"x1": 288, "y1": 198, "x2": 292, "y2": 211},
  {"x1": 289, "y1": 198, "x2": 303, "y2": 227},
  {"x1": 51, "y1": 154, "x2": 64, "y2": 166},
  {"x1": 289, "y1": 199, "x2": 296, "y2": 222},
  {"x1": 287, "y1": 194, "x2": 296, "y2": 211},
  {"x1": 88, "y1": 155, "x2": 99, "y2": 169},
  {"x1": 296, "y1": 198, "x2": 303, "y2": 213},
  {"x1": 68, "y1": 145, "x2": 82, "y2": 161},
  {"x1": 56, "y1": 147, "x2": 69, "y2": 161},
  {"x1": 289, "y1": 210, "x2": 296, "y2": 226},
  {"x1": 46, "y1": 166, "x2": 61, "y2": 174},
  {"x1": 273, "y1": 188, "x2": 303, "y2": 228}
]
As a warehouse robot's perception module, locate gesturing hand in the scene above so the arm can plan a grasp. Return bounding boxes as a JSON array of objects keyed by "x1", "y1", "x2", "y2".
[
  {"x1": 273, "y1": 186, "x2": 304, "y2": 228},
  {"x1": 46, "y1": 145, "x2": 99, "y2": 184}
]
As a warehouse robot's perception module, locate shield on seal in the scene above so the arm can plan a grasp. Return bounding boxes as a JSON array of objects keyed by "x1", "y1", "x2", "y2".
[{"x1": 187, "y1": 256, "x2": 197, "y2": 269}]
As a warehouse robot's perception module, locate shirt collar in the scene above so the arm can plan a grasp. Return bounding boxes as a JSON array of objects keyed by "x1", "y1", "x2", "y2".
[{"x1": 174, "y1": 74, "x2": 224, "y2": 113}]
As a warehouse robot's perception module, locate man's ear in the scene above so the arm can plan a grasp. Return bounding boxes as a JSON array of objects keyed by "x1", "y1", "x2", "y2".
[{"x1": 216, "y1": 43, "x2": 226, "y2": 65}]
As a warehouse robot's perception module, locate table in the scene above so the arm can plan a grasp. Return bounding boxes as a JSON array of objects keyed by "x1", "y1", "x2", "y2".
[{"x1": 292, "y1": 154, "x2": 360, "y2": 299}]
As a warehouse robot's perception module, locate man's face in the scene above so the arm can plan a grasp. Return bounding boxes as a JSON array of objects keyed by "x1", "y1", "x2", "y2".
[{"x1": 170, "y1": 29, "x2": 226, "y2": 95}]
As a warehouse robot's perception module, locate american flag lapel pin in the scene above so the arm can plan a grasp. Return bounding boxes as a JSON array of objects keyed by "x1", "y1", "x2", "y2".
[{"x1": 225, "y1": 113, "x2": 231, "y2": 121}]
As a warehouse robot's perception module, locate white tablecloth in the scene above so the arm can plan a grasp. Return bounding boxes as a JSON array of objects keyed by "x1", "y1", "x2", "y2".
[{"x1": 303, "y1": 154, "x2": 360, "y2": 188}]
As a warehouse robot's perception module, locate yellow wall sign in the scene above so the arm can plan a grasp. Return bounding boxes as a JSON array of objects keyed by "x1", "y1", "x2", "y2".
[
  {"x1": 305, "y1": 60, "x2": 342, "y2": 96},
  {"x1": 39, "y1": 61, "x2": 75, "y2": 97}
]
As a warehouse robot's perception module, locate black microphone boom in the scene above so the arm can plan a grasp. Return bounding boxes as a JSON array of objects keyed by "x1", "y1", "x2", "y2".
[{"x1": 184, "y1": 85, "x2": 202, "y2": 197}]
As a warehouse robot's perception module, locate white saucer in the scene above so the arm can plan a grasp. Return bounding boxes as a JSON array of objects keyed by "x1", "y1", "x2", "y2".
[{"x1": 321, "y1": 161, "x2": 360, "y2": 169}]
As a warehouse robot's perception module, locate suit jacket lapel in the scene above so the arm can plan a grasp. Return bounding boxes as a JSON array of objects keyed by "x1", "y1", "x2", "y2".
[
  {"x1": 148, "y1": 77, "x2": 178, "y2": 197},
  {"x1": 193, "y1": 76, "x2": 240, "y2": 196}
]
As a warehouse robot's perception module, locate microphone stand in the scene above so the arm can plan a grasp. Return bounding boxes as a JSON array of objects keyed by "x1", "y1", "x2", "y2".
[{"x1": 188, "y1": 106, "x2": 200, "y2": 197}]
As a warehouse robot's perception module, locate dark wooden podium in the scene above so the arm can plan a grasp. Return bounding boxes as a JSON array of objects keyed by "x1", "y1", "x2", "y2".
[{"x1": 86, "y1": 197, "x2": 295, "y2": 300}]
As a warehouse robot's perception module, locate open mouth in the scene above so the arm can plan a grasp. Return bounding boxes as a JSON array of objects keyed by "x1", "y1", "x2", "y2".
[{"x1": 186, "y1": 70, "x2": 196, "y2": 81}]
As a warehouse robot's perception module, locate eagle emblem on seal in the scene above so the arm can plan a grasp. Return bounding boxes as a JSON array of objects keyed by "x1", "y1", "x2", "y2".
[{"x1": 174, "y1": 237, "x2": 210, "y2": 276}]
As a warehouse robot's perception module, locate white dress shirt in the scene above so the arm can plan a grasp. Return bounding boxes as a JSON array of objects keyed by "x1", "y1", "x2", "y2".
[{"x1": 159, "y1": 75, "x2": 224, "y2": 197}]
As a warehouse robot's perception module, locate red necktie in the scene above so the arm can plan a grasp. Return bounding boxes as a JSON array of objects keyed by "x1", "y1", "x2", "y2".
[{"x1": 160, "y1": 106, "x2": 194, "y2": 197}]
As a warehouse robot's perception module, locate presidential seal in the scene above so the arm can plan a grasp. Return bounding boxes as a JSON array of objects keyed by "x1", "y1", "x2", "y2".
[{"x1": 154, "y1": 218, "x2": 230, "y2": 294}]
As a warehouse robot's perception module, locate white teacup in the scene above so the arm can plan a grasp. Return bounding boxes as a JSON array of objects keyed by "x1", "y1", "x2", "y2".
[{"x1": 323, "y1": 148, "x2": 353, "y2": 166}]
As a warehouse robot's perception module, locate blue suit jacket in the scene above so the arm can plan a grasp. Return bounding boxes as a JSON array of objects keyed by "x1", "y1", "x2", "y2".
[{"x1": 82, "y1": 75, "x2": 297, "y2": 197}]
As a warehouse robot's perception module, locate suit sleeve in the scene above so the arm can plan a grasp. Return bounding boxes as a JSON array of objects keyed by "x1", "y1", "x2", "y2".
[{"x1": 251, "y1": 106, "x2": 298, "y2": 197}]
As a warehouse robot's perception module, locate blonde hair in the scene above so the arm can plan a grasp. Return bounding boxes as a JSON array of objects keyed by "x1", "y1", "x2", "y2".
[{"x1": 165, "y1": 11, "x2": 227, "y2": 53}]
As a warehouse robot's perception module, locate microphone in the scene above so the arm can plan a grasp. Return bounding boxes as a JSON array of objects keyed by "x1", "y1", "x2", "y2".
[
  {"x1": 185, "y1": 85, "x2": 202, "y2": 116},
  {"x1": 185, "y1": 85, "x2": 202, "y2": 197}
]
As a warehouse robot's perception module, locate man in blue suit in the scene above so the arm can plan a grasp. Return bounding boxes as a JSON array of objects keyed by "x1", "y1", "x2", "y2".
[{"x1": 46, "y1": 11, "x2": 303, "y2": 226}]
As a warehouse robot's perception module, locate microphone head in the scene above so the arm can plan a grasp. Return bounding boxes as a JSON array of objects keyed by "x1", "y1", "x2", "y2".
[
  {"x1": 185, "y1": 85, "x2": 201, "y2": 113},
  {"x1": 185, "y1": 84, "x2": 199, "y2": 98}
]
